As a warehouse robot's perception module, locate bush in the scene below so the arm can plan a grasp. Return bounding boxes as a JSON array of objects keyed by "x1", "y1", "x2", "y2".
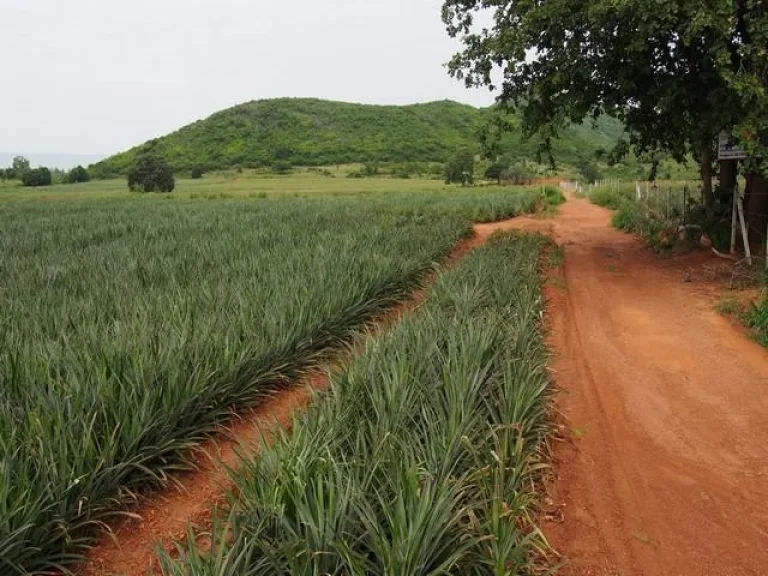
[
  {"x1": 744, "y1": 296, "x2": 768, "y2": 346},
  {"x1": 67, "y1": 165, "x2": 90, "y2": 184},
  {"x1": 577, "y1": 159, "x2": 602, "y2": 183},
  {"x1": 190, "y1": 167, "x2": 205, "y2": 179},
  {"x1": 543, "y1": 186, "x2": 565, "y2": 206},
  {"x1": 270, "y1": 161, "x2": 292, "y2": 175},
  {"x1": 21, "y1": 167, "x2": 52, "y2": 187},
  {"x1": 501, "y1": 162, "x2": 535, "y2": 185},
  {"x1": 484, "y1": 157, "x2": 511, "y2": 183},
  {"x1": 346, "y1": 162, "x2": 379, "y2": 179},
  {"x1": 444, "y1": 150, "x2": 474, "y2": 185},
  {"x1": 127, "y1": 153, "x2": 175, "y2": 193}
]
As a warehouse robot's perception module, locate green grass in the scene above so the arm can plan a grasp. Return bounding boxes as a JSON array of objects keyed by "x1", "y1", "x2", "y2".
[
  {"x1": 0, "y1": 183, "x2": 542, "y2": 574},
  {"x1": 588, "y1": 182, "x2": 698, "y2": 252},
  {"x1": 159, "y1": 233, "x2": 552, "y2": 575},
  {"x1": 744, "y1": 295, "x2": 768, "y2": 346}
]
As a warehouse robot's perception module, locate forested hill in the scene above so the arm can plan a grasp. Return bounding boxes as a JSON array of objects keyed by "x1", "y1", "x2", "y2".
[{"x1": 90, "y1": 98, "x2": 623, "y2": 176}]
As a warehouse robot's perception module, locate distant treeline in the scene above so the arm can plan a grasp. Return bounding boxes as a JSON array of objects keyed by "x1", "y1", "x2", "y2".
[{"x1": 0, "y1": 156, "x2": 90, "y2": 188}]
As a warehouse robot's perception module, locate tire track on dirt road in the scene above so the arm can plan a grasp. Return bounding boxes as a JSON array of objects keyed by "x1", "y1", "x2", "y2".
[{"x1": 506, "y1": 192, "x2": 768, "y2": 575}]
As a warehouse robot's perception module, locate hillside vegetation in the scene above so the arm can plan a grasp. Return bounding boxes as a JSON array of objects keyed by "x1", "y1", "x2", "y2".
[{"x1": 90, "y1": 98, "x2": 623, "y2": 176}]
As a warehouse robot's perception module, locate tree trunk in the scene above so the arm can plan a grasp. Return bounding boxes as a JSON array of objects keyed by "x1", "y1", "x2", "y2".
[
  {"x1": 744, "y1": 172, "x2": 768, "y2": 247},
  {"x1": 701, "y1": 145, "x2": 715, "y2": 207},
  {"x1": 717, "y1": 160, "x2": 738, "y2": 206}
]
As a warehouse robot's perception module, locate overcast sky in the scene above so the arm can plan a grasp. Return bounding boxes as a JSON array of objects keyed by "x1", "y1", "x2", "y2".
[{"x1": 0, "y1": 0, "x2": 494, "y2": 156}]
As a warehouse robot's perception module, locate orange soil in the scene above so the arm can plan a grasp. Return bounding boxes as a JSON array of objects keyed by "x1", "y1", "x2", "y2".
[
  {"x1": 78, "y1": 219, "x2": 515, "y2": 576},
  {"x1": 504, "y1": 193, "x2": 768, "y2": 576}
]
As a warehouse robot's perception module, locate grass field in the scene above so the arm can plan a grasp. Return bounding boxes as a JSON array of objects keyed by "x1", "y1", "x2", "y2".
[
  {"x1": 0, "y1": 168, "x2": 454, "y2": 202},
  {"x1": 0, "y1": 175, "x2": 547, "y2": 573},
  {"x1": 160, "y1": 233, "x2": 552, "y2": 575}
]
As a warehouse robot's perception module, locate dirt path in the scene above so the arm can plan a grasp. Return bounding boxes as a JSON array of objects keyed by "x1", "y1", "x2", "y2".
[
  {"x1": 501, "y1": 194, "x2": 768, "y2": 575},
  {"x1": 78, "y1": 217, "x2": 515, "y2": 576}
]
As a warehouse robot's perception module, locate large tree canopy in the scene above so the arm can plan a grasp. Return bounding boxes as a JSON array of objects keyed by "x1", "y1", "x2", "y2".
[{"x1": 442, "y1": 0, "x2": 767, "y2": 208}]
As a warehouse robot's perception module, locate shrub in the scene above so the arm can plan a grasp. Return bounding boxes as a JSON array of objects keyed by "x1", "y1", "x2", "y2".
[
  {"x1": 190, "y1": 167, "x2": 205, "y2": 179},
  {"x1": 744, "y1": 296, "x2": 768, "y2": 346},
  {"x1": 21, "y1": 167, "x2": 52, "y2": 187},
  {"x1": 270, "y1": 161, "x2": 292, "y2": 175},
  {"x1": 543, "y1": 186, "x2": 565, "y2": 206},
  {"x1": 577, "y1": 159, "x2": 602, "y2": 183},
  {"x1": 501, "y1": 162, "x2": 535, "y2": 185},
  {"x1": 484, "y1": 157, "x2": 511, "y2": 183},
  {"x1": 67, "y1": 165, "x2": 90, "y2": 184},
  {"x1": 127, "y1": 153, "x2": 175, "y2": 193},
  {"x1": 444, "y1": 150, "x2": 474, "y2": 185}
]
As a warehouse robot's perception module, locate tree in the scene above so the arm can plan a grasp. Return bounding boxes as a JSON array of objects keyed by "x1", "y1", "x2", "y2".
[
  {"x1": 577, "y1": 159, "x2": 602, "y2": 184},
  {"x1": 484, "y1": 156, "x2": 511, "y2": 184},
  {"x1": 127, "y1": 152, "x2": 175, "y2": 193},
  {"x1": 444, "y1": 150, "x2": 474, "y2": 185},
  {"x1": 190, "y1": 166, "x2": 205, "y2": 179},
  {"x1": 21, "y1": 167, "x2": 52, "y2": 187},
  {"x1": 442, "y1": 1, "x2": 745, "y2": 207},
  {"x1": 67, "y1": 165, "x2": 90, "y2": 184},
  {"x1": 12, "y1": 156, "x2": 30, "y2": 177}
]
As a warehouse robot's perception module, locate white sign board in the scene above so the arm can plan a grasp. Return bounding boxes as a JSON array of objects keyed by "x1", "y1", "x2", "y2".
[{"x1": 718, "y1": 131, "x2": 747, "y2": 161}]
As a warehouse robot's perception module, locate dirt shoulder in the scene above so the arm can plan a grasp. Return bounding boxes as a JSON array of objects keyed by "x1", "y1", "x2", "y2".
[{"x1": 503, "y1": 193, "x2": 768, "y2": 575}]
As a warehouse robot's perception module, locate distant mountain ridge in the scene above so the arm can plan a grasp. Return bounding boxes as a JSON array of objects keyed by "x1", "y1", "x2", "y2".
[{"x1": 90, "y1": 98, "x2": 623, "y2": 176}]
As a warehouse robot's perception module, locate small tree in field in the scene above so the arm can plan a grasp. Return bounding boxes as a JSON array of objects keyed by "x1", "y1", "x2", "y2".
[
  {"x1": 21, "y1": 167, "x2": 52, "y2": 187},
  {"x1": 127, "y1": 152, "x2": 175, "y2": 193},
  {"x1": 67, "y1": 165, "x2": 90, "y2": 184},
  {"x1": 444, "y1": 150, "x2": 475, "y2": 185}
]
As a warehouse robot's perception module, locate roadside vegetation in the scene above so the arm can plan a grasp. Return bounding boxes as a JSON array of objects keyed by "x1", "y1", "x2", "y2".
[
  {"x1": 587, "y1": 182, "x2": 708, "y2": 252},
  {"x1": 160, "y1": 233, "x2": 552, "y2": 575},
  {"x1": 0, "y1": 186, "x2": 543, "y2": 574}
]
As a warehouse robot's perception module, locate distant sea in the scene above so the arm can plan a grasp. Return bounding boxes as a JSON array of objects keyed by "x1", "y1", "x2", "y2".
[{"x1": 0, "y1": 152, "x2": 106, "y2": 170}]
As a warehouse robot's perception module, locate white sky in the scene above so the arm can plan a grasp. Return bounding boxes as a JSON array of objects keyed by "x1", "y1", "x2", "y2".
[{"x1": 0, "y1": 0, "x2": 494, "y2": 155}]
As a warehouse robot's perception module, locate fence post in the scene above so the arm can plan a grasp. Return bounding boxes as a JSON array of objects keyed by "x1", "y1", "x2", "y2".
[
  {"x1": 731, "y1": 190, "x2": 738, "y2": 255},
  {"x1": 736, "y1": 192, "x2": 752, "y2": 266}
]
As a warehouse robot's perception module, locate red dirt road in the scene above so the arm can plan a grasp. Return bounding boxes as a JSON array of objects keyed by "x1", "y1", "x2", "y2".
[{"x1": 499, "y1": 194, "x2": 768, "y2": 575}]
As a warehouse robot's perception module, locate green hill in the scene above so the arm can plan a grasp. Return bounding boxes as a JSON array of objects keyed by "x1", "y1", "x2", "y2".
[{"x1": 90, "y1": 98, "x2": 623, "y2": 176}]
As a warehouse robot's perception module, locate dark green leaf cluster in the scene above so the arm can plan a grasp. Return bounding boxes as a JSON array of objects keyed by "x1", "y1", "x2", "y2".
[
  {"x1": 444, "y1": 149, "x2": 475, "y2": 184},
  {"x1": 127, "y1": 152, "x2": 175, "y2": 193},
  {"x1": 21, "y1": 167, "x2": 52, "y2": 187},
  {"x1": 66, "y1": 165, "x2": 90, "y2": 184}
]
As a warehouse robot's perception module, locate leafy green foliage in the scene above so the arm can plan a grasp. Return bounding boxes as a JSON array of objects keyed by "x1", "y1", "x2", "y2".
[
  {"x1": 66, "y1": 165, "x2": 90, "y2": 184},
  {"x1": 577, "y1": 159, "x2": 602, "y2": 184},
  {"x1": 744, "y1": 296, "x2": 768, "y2": 347},
  {"x1": 12, "y1": 156, "x2": 30, "y2": 176},
  {"x1": 89, "y1": 98, "x2": 625, "y2": 177},
  {"x1": 127, "y1": 152, "x2": 175, "y2": 193},
  {"x1": 21, "y1": 167, "x2": 52, "y2": 187},
  {"x1": 0, "y1": 187, "x2": 541, "y2": 574},
  {"x1": 159, "y1": 233, "x2": 552, "y2": 575},
  {"x1": 444, "y1": 149, "x2": 474, "y2": 184},
  {"x1": 589, "y1": 183, "x2": 694, "y2": 252},
  {"x1": 190, "y1": 166, "x2": 205, "y2": 179},
  {"x1": 442, "y1": 0, "x2": 762, "y2": 206}
]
